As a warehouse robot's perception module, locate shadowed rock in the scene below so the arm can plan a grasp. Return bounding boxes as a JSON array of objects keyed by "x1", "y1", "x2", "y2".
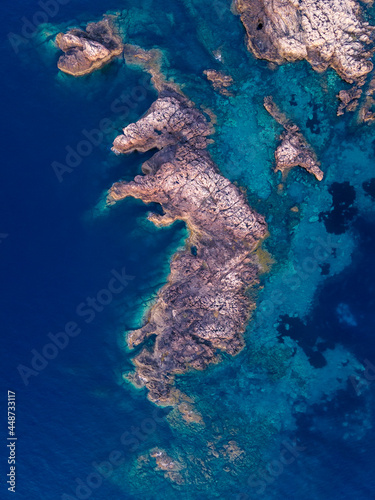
[
  {"x1": 56, "y1": 18, "x2": 123, "y2": 76},
  {"x1": 264, "y1": 96, "x2": 323, "y2": 181},
  {"x1": 109, "y1": 90, "x2": 267, "y2": 405},
  {"x1": 235, "y1": 0, "x2": 375, "y2": 83}
]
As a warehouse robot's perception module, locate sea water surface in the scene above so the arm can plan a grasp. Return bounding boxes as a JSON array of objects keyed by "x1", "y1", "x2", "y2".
[{"x1": 1, "y1": 1, "x2": 375, "y2": 499}]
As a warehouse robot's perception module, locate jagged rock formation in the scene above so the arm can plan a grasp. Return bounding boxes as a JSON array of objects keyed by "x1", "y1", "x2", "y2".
[
  {"x1": 264, "y1": 96, "x2": 324, "y2": 181},
  {"x1": 203, "y1": 69, "x2": 234, "y2": 96},
  {"x1": 108, "y1": 90, "x2": 267, "y2": 405},
  {"x1": 56, "y1": 18, "x2": 122, "y2": 76},
  {"x1": 337, "y1": 85, "x2": 363, "y2": 116},
  {"x1": 235, "y1": 0, "x2": 375, "y2": 83}
]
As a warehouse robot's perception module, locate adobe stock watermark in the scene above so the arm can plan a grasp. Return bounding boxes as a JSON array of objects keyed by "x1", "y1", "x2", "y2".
[
  {"x1": 61, "y1": 408, "x2": 169, "y2": 500},
  {"x1": 236, "y1": 439, "x2": 306, "y2": 498},
  {"x1": 350, "y1": 359, "x2": 375, "y2": 396},
  {"x1": 8, "y1": 0, "x2": 71, "y2": 54},
  {"x1": 17, "y1": 267, "x2": 134, "y2": 386},
  {"x1": 52, "y1": 76, "x2": 154, "y2": 183}
]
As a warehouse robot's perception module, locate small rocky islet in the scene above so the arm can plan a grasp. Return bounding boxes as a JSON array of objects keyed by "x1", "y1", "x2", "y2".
[
  {"x1": 55, "y1": 17, "x2": 122, "y2": 76},
  {"x1": 264, "y1": 96, "x2": 324, "y2": 181}
]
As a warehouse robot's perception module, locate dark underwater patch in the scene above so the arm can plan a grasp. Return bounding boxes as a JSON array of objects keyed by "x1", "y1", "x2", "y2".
[
  {"x1": 277, "y1": 315, "x2": 328, "y2": 368},
  {"x1": 320, "y1": 181, "x2": 358, "y2": 234},
  {"x1": 306, "y1": 102, "x2": 321, "y2": 134},
  {"x1": 362, "y1": 178, "x2": 375, "y2": 200},
  {"x1": 320, "y1": 263, "x2": 330, "y2": 275},
  {"x1": 289, "y1": 93, "x2": 297, "y2": 107}
]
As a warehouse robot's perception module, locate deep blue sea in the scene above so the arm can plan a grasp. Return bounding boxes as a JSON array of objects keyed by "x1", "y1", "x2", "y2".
[{"x1": 1, "y1": 1, "x2": 375, "y2": 499}]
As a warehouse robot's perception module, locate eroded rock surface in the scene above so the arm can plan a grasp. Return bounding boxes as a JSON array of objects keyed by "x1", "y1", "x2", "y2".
[
  {"x1": 337, "y1": 85, "x2": 363, "y2": 116},
  {"x1": 56, "y1": 18, "x2": 122, "y2": 76},
  {"x1": 109, "y1": 90, "x2": 267, "y2": 405},
  {"x1": 264, "y1": 96, "x2": 323, "y2": 181},
  {"x1": 235, "y1": 0, "x2": 375, "y2": 83}
]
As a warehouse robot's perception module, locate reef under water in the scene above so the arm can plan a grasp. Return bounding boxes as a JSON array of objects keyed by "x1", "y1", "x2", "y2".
[{"x1": 4, "y1": 0, "x2": 375, "y2": 499}]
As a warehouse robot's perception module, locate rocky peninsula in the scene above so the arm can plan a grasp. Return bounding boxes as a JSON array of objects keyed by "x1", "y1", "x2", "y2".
[
  {"x1": 235, "y1": 0, "x2": 375, "y2": 83},
  {"x1": 264, "y1": 96, "x2": 323, "y2": 181},
  {"x1": 108, "y1": 89, "x2": 267, "y2": 405},
  {"x1": 56, "y1": 18, "x2": 123, "y2": 76}
]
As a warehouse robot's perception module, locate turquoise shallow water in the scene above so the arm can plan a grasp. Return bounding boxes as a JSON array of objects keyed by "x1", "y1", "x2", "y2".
[{"x1": 1, "y1": 1, "x2": 375, "y2": 499}]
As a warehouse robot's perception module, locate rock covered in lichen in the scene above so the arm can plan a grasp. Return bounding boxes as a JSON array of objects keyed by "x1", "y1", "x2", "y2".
[
  {"x1": 235, "y1": 0, "x2": 375, "y2": 83},
  {"x1": 264, "y1": 96, "x2": 323, "y2": 181},
  {"x1": 56, "y1": 18, "x2": 122, "y2": 76},
  {"x1": 109, "y1": 89, "x2": 267, "y2": 405}
]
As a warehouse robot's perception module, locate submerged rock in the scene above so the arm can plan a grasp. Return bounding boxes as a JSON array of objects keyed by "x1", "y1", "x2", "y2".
[
  {"x1": 264, "y1": 96, "x2": 323, "y2": 181},
  {"x1": 149, "y1": 448, "x2": 186, "y2": 484},
  {"x1": 55, "y1": 18, "x2": 123, "y2": 76},
  {"x1": 336, "y1": 303, "x2": 358, "y2": 326},
  {"x1": 203, "y1": 69, "x2": 234, "y2": 96},
  {"x1": 108, "y1": 89, "x2": 267, "y2": 406},
  {"x1": 235, "y1": 0, "x2": 375, "y2": 83},
  {"x1": 122, "y1": 44, "x2": 170, "y2": 93}
]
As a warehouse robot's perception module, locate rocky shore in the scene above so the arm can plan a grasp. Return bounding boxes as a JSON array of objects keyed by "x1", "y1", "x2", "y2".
[
  {"x1": 264, "y1": 96, "x2": 323, "y2": 181},
  {"x1": 108, "y1": 89, "x2": 267, "y2": 405},
  {"x1": 56, "y1": 18, "x2": 123, "y2": 76},
  {"x1": 235, "y1": 0, "x2": 375, "y2": 83}
]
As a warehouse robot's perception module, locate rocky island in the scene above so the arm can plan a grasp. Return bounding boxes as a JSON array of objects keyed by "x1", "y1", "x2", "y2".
[
  {"x1": 56, "y1": 18, "x2": 123, "y2": 76},
  {"x1": 108, "y1": 88, "x2": 267, "y2": 406},
  {"x1": 235, "y1": 0, "x2": 375, "y2": 83},
  {"x1": 264, "y1": 96, "x2": 323, "y2": 181}
]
